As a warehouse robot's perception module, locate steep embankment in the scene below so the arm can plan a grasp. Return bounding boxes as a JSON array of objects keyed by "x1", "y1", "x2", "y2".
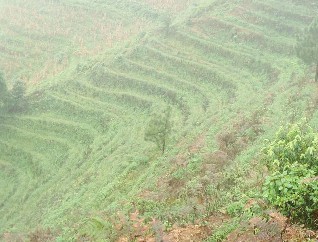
[{"x1": 1, "y1": 0, "x2": 318, "y2": 240}]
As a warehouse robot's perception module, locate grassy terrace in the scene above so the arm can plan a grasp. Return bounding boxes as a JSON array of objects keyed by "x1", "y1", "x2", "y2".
[{"x1": 0, "y1": 0, "x2": 318, "y2": 240}]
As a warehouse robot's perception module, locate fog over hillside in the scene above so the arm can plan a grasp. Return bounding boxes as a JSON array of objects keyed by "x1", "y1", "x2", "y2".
[{"x1": 0, "y1": 0, "x2": 318, "y2": 241}]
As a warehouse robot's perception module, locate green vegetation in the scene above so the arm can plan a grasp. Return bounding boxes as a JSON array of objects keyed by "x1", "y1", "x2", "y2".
[
  {"x1": 7, "y1": 80, "x2": 28, "y2": 113},
  {"x1": 0, "y1": 72, "x2": 8, "y2": 109},
  {"x1": 0, "y1": 0, "x2": 317, "y2": 241},
  {"x1": 296, "y1": 18, "x2": 318, "y2": 82},
  {"x1": 262, "y1": 121, "x2": 318, "y2": 228},
  {"x1": 145, "y1": 106, "x2": 172, "y2": 154},
  {"x1": 0, "y1": 74, "x2": 28, "y2": 113}
]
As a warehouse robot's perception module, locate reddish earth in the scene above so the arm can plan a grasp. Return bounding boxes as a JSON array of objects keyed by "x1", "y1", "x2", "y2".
[
  {"x1": 117, "y1": 211, "x2": 318, "y2": 242},
  {"x1": 118, "y1": 213, "x2": 229, "y2": 242},
  {"x1": 226, "y1": 212, "x2": 318, "y2": 242}
]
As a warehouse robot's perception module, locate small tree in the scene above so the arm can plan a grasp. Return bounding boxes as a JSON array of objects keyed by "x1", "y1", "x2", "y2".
[
  {"x1": 145, "y1": 106, "x2": 172, "y2": 154},
  {"x1": 0, "y1": 72, "x2": 8, "y2": 109},
  {"x1": 8, "y1": 80, "x2": 28, "y2": 113},
  {"x1": 295, "y1": 18, "x2": 318, "y2": 82}
]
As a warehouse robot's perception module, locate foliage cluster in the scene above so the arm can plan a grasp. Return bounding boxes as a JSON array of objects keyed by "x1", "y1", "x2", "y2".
[
  {"x1": 0, "y1": 72, "x2": 28, "y2": 113},
  {"x1": 145, "y1": 106, "x2": 172, "y2": 154},
  {"x1": 262, "y1": 121, "x2": 318, "y2": 228}
]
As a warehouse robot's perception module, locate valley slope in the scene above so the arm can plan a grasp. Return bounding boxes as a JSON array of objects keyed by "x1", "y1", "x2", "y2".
[{"x1": 0, "y1": 0, "x2": 317, "y2": 240}]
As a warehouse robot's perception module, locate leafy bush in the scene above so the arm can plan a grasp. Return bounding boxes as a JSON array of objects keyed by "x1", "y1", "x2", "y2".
[
  {"x1": 8, "y1": 80, "x2": 28, "y2": 113},
  {"x1": 262, "y1": 121, "x2": 318, "y2": 228},
  {"x1": 226, "y1": 201, "x2": 244, "y2": 217},
  {"x1": 0, "y1": 71, "x2": 8, "y2": 109},
  {"x1": 144, "y1": 106, "x2": 172, "y2": 154}
]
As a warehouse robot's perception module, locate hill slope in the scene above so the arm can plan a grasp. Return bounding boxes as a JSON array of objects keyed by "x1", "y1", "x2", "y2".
[{"x1": 1, "y1": 0, "x2": 318, "y2": 240}]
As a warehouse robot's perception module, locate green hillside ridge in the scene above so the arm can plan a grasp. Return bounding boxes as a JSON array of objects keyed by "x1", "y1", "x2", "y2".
[{"x1": 1, "y1": 0, "x2": 318, "y2": 240}]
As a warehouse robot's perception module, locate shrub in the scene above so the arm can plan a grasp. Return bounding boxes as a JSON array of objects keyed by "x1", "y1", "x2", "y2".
[
  {"x1": 8, "y1": 80, "x2": 28, "y2": 113},
  {"x1": 262, "y1": 121, "x2": 318, "y2": 228},
  {"x1": 144, "y1": 106, "x2": 172, "y2": 154},
  {"x1": 0, "y1": 71, "x2": 8, "y2": 109}
]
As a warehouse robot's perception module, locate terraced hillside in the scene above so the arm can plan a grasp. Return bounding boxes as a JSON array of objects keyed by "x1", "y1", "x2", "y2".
[
  {"x1": 1, "y1": 0, "x2": 318, "y2": 240},
  {"x1": 0, "y1": 0, "x2": 165, "y2": 84}
]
